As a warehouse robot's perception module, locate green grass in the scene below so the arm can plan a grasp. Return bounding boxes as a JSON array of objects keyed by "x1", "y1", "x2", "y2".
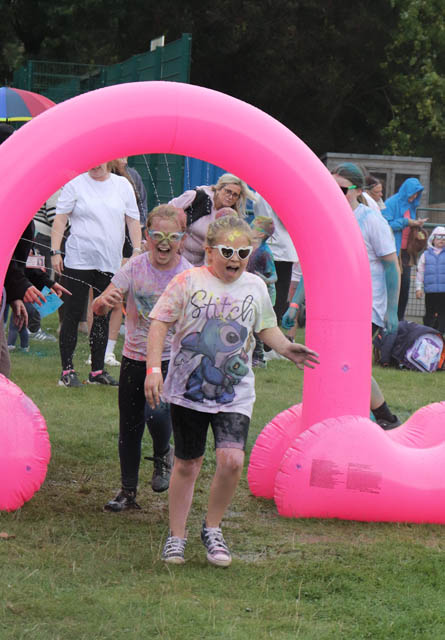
[{"x1": 1, "y1": 318, "x2": 445, "y2": 639}]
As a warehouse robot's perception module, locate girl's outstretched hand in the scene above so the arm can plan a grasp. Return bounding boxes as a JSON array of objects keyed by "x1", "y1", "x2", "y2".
[{"x1": 283, "y1": 343, "x2": 320, "y2": 369}]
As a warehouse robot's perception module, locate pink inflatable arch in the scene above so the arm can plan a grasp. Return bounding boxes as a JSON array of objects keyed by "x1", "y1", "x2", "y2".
[
  {"x1": 6, "y1": 81, "x2": 442, "y2": 522},
  {"x1": 0, "y1": 81, "x2": 372, "y2": 434},
  {"x1": 0, "y1": 376, "x2": 50, "y2": 511}
]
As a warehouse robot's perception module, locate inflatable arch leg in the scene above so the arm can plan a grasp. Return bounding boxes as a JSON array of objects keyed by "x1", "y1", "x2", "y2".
[
  {"x1": 0, "y1": 375, "x2": 50, "y2": 511},
  {"x1": 274, "y1": 414, "x2": 445, "y2": 524}
]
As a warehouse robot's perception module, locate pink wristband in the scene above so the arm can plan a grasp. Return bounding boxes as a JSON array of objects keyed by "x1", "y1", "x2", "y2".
[
  {"x1": 290, "y1": 302, "x2": 299, "y2": 309},
  {"x1": 147, "y1": 367, "x2": 162, "y2": 375}
]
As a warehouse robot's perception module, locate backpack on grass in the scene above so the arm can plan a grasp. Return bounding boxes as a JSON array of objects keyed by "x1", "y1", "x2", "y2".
[{"x1": 373, "y1": 321, "x2": 445, "y2": 372}]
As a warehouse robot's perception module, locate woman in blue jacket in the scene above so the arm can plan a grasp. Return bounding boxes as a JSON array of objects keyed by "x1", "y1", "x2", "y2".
[{"x1": 382, "y1": 178, "x2": 427, "y2": 320}]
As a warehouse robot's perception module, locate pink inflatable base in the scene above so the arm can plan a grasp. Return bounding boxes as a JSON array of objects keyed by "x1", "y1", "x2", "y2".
[
  {"x1": 247, "y1": 404, "x2": 303, "y2": 499},
  {"x1": 0, "y1": 375, "x2": 51, "y2": 512},
  {"x1": 249, "y1": 402, "x2": 445, "y2": 524}
]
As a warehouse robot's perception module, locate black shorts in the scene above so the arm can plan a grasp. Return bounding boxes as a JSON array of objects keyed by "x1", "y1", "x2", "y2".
[{"x1": 170, "y1": 404, "x2": 250, "y2": 460}]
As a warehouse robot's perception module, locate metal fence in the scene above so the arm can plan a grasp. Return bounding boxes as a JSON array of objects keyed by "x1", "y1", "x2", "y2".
[
  {"x1": 13, "y1": 34, "x2": 192, "y2": 209},
  {"x1": 13, "y1": 60, "x2": 106, "y2": 103}
]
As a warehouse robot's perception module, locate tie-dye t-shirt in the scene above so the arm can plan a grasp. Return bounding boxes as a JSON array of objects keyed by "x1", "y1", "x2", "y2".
[
  {"x1": 112, "y1": 253, "x2": 192, "y2": 361},
  {"x1": 149, "y1": 266, "x2": 277, "y2": 417}
]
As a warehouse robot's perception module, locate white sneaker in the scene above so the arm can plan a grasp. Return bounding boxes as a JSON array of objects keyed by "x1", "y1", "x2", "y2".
[
  {"x1": 85, "y1": 354, "x2": 92, "y2": 365},
  {"x1": 29, "y1": 328, "x2": 57, "y2": 342},
  {"x1": 201, "y1": 521, "x2": 232, "y2": 567},
  {"x1": 105, "y1": 353, "x2": 120, "y2": 366},
  {"x1": 162, "y1": 533, "x2": 187, "y2": 564}
]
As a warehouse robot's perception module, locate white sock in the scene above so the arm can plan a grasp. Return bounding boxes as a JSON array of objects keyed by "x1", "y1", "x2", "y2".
[{"x1": 106, "y1": 339, "x2": 116, "y2": 355}]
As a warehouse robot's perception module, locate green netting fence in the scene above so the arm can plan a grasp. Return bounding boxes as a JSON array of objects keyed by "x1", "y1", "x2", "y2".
[{"x1": 13, "y1": 34, "x2": 192, "y2": 209}]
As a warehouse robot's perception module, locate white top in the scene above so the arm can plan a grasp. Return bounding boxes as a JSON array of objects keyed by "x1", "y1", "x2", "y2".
[
  {"x1": 55, "y1": 172, "x2": 139, "y2": 274},
  {"x1": 362, "y1": 191, "x2": 383, "y2": 213},
  {"x1": 353, "y1": 203, "x2": 396, "y2": 327},
  {"x1": 291, "y1": 261, "x2": 302, "y2": 283},
  {"x1": 149, "y1": 266, "x2": 277, "y2": 417},
  {"x1": 253, "y1": 194, "x2": 298, "y2": 262},
  {"x1": 112, "y1": 253, "x2": 192, "y2": 361}
]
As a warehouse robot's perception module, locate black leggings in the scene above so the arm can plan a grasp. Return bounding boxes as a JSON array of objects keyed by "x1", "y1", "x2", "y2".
[
  {"x1": 59, "y1": 267, "x2": 112, "y2": 371},
  {"x1": 424, "y1": 292, "x2": 445, "y2": 334},
  {"x1": 397, "y1": 249, "x2": 411, "y2": 321},
  {"x1": 274, "y1": 261, "x2": 293, "y2": 325},
  {"x1": 118, "y1": 357, "x2": 172, "y2": 491}
]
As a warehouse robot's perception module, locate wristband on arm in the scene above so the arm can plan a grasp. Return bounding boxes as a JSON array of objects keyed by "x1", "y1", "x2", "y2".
[{"x1": 147, "y1": 367, "x2": 162, "y2": 375}]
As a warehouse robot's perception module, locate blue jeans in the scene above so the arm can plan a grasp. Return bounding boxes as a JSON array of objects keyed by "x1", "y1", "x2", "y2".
[{"x1": 7, "y1": 302, "x2": 40, "y2": 347}]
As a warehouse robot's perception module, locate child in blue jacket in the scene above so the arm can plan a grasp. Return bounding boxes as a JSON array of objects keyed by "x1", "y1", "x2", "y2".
[{"x1": 416, "y1": 226, "x2": 445, "y2": 334}]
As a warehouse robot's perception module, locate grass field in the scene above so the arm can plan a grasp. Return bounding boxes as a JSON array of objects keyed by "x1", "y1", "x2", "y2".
[{"x1": 1, "y1": 317, "x2": 445, "y2": 639}]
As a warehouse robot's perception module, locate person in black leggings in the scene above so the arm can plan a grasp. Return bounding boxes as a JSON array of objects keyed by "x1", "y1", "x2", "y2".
[
  {"x1": 92, "y1": 204, "x2": 191, "y2": 511},
  {"x1": 51, "y1": 162, "x2": 141, "y2": 387}
]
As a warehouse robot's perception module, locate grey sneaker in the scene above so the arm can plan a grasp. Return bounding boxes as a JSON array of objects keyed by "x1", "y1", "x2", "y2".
[
  {"x1": 58, "y1": 371, "x2": 82, "y2": 388},
  {"x1": 146, "y1": 445, "x2": 174, "y2": 493},
  {"x1": 104, "y1": 489, "x2": 140, "y2": 512},
  {"x1": 201, "y1": 521, "x2": 232, "y2": 567},
  {"x1": 162, "y1": 533, "x2": 187, "y2": 564},
  {"x1": 29, "y1": 328, "x2": 57, "y2": 342},
  {"x1": 88, "y1": 370, "x2": 118, "y2": 386}
]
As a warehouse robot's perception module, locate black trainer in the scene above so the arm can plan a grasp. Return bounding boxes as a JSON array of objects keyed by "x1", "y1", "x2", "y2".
[
  {"x1": 88, "y1": 370, "x2": 118, "y2": 386},
  {"x1": 58, "y1": 371, "x2": 82, "y2": 388},
  {"x1": 377, "y1": 415, "x2": 401, "y2": 430},
  {"x1": 145, "y1": 445, "x2": 174, "y2": 493},
  {"x1": 104, "y1": 489, "x2": 140, "y2": 512}
]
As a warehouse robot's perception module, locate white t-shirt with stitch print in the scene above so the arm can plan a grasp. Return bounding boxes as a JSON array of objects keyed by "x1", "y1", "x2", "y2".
[{"x1": 149, "y1": 266, "x2": 277, "y2": 417}]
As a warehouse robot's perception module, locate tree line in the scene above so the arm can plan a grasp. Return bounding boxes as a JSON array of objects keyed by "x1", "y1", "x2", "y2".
[{"x1": 2, "y1": 0, "x2": 445, "y2": 190}]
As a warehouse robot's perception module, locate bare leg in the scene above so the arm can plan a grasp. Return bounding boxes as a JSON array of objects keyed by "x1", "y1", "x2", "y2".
[
  {"x1": 108, "y1": 303, "x2": 123, "y2": 342},
  {"x1": 106, "y1": 257, "x2": 127, "y2": 354},
  {"x1": 169, "y1": 456, "x2": 203, "y2": 538},
  {"x1": 205, "y1": 448, "x2": 244, "y2": 527},
  {"x1": 370, "y1": 376, "x2": 385, "y2": 411}
]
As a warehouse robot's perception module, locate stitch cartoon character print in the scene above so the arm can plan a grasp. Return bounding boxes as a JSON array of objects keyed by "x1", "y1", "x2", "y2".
[
  {"x1": 149, "y1": 266, "x2": 277, "y2": 417},
  {"x1": 176, "y1": 317, "x2": 249, "y2": 404}
]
